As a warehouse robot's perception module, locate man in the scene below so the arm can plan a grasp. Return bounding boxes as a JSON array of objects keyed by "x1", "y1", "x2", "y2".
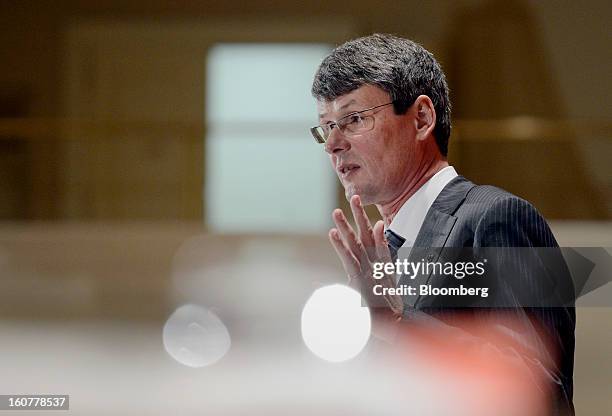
[{"x1": 310, "y1": 34, "x2": 575, "y2": 415}]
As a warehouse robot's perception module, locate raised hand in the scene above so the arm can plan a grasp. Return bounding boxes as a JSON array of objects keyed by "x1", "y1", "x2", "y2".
[{"x1": 328, "y1": 194, "x2": 403, "y2": 315}]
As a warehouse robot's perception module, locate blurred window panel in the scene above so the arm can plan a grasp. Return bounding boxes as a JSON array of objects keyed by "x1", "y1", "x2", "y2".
[{"x1": 206, "y1": 44, "x2": 335, "y2": 233}]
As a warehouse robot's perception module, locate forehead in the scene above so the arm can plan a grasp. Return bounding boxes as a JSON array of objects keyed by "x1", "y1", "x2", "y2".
[{"x1": 317, "y1": 84, "x2": 390, "y2": 120}]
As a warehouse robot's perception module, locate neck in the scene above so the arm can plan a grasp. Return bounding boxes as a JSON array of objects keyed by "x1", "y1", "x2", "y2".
[{"x1": 377, "y1": 158, "x2": 449, "y2": 227}]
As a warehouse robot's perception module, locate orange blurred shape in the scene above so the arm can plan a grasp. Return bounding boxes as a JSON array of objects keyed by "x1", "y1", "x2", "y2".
[{"x1": 379, "y1": 311, "x2": 554, "y2": 416}]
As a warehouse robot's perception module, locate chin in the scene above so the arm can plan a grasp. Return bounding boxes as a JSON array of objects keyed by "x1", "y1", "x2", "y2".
[
  {"x1": 343, "y1": 184, "x2": 357, "y2": 201},
  {"x1": 344, "y1": 184, "x2": 375, "y2": 205}
]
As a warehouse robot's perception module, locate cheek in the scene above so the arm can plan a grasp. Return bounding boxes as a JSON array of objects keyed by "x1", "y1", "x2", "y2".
[
  {"x1": 366, "y1": 125, "x2": 399, "y2": 165},
  {"x1": 379, "y1": 154, "x2": 401, "y2": 178},
  {"x1": 372, "y1": 141, "x2": 410, "y2": 181}
]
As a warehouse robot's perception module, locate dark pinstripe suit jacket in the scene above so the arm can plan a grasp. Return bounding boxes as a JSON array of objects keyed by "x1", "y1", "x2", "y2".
[{"x1": 399, "y1": 175, "x2": 575, "y2": 415}]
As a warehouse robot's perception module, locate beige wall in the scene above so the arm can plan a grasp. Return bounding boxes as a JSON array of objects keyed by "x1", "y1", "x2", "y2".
[{"x1": 0, "y1": 0, "x2": 610, "y2": 221}]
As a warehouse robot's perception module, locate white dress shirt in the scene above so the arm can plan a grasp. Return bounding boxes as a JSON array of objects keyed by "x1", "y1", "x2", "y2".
[{"x1": 387, "y1": 166, "x2": 458, "y2": 247}]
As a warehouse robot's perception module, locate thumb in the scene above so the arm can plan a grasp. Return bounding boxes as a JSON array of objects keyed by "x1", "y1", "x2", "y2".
[{"x1": 373, "y1": 220, "x2": 392, "y2": 262}]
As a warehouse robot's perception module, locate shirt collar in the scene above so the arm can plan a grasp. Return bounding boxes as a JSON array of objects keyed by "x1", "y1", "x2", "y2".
[{"x1": 387, "y1": 166, "x2": 458, "y2": 244}]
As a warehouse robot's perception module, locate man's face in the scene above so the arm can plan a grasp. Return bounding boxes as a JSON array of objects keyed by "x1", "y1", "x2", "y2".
[{"x1": 317, "y1": 85, "x2": 422, "y2": 206}]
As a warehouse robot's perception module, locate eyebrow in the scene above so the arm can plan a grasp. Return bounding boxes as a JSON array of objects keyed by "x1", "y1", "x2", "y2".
[{"x1": 318, "y1": 99, "x2": 357, "y2": 119}]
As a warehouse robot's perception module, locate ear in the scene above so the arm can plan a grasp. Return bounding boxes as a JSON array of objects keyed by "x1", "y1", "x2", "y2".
[{"x1": 413, "y1": 95, "x2": 436, "y2": 142}]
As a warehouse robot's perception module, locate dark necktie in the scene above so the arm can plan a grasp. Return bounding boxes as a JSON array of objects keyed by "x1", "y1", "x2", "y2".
[{"x1": 384, "y1": 229, "x2": 406, "y2": 262}]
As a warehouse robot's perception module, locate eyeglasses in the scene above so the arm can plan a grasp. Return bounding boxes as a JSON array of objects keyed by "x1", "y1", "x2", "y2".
[{"x1": 310, "y1": 101, "x2": 395, "y2": 144}]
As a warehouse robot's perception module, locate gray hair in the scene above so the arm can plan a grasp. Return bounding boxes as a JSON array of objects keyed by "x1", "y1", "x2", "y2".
[{"x1": 311, "y1": 34, "x2": 451, "y2": 156}]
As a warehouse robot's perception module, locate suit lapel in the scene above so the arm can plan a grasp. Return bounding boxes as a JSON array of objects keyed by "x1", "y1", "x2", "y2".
[{"x1": 399, "y1": 176, "x2": 476, "y2": 308}]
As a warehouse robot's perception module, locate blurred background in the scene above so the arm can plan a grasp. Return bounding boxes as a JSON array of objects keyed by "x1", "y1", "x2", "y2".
[{"x1": 0, "y1": 0, "x2": 610, "y2": 414}]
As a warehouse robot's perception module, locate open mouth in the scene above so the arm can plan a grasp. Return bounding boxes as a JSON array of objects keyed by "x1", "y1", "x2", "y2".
[{"x1": 338, "y1": 164, "x2": 360, "y2": 178}]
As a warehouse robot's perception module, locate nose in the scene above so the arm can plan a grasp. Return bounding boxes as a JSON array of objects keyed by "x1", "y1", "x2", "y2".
[{"x1": 324, "y1": 127, "x2": 350, "y2": 155}]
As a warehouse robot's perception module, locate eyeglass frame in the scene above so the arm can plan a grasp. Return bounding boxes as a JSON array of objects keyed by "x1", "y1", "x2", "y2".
[{"x1": 310, "y1": 101, "x2": 396, "y2": 144}]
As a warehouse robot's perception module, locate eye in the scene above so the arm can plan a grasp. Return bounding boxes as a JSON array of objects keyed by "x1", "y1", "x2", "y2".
[
  {"x1": 321, "y1": 122, "x2": 334, "y2": 132},
  {"x1": 347, "y1": 114, "x2": 362, "y2": 125}
]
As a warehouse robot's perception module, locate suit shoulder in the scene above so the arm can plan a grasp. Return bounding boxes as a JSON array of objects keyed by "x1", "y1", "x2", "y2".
[
  {"x1": 463, "y1": 184, "x2": 544, "y2": 222},
  {"x1": 453, "y1": 181, "x2": 557, "y2": 246},
  {"x1": 460, "y1": 183, "x2": 546, "y2": 219},
  {"x1": 466, "y1": 186, "x2": 556, "y2": 247},
  {"x1": 465, "y1": 184, "x2": 524, "y2": 207}
]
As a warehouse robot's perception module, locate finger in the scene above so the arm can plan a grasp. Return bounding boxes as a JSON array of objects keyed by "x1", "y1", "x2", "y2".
[
  {"x1": 332, "y1": 208, "x2": 368, "y2": 263},
  {"x1": 350, "y1": 195, "x2": 376, "y2": 260},
  {"x1": 373, "y1": 220, "x2": 393, "y2": 263},
  {"x1": 328, "y1": 228, "x2": 360, "y2": 278}
]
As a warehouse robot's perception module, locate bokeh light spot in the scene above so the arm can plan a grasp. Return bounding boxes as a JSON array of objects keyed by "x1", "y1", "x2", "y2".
[
  {"x1": 301, "y1": 284, "x2": 371, "y2": 362},
  {"x1": 163, "y1": 304, "x2": 231, "y2": 368}
]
